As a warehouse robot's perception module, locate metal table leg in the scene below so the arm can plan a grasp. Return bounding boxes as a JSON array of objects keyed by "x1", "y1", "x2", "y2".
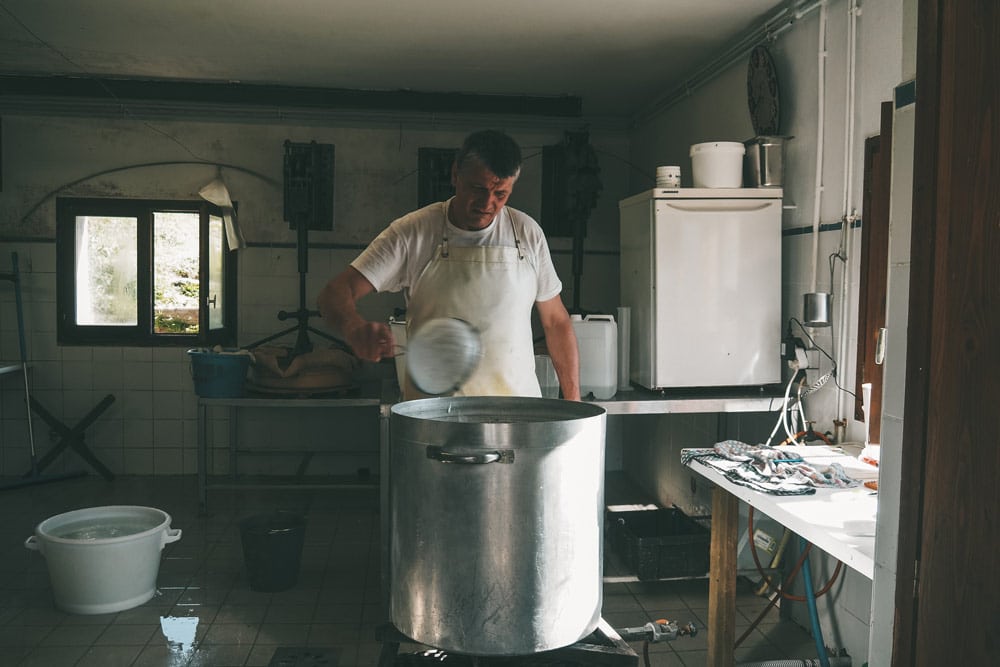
[
  {"x1": 198, "y1": 401, "x2": 208, "y2": 515},
  {"x1": 379, "y1": 401, "x2": 392, "y2": 613},
  {"x1": 29, "y1": 394, "x2": 116, "y2": 481}
]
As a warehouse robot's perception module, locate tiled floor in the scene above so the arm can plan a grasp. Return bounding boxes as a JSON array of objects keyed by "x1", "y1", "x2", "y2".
[{"x1": 1, "y1": 475, "x2": 820, "y2": 666}]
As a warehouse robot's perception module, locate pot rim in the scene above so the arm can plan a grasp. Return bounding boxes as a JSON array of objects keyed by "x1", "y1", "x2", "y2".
[
  {"x1": 34, "y1": 505, "x2": 172, "y2": 545},
  {"x1": 391, "y1": 395, "x2": 606, "y2": 422}
]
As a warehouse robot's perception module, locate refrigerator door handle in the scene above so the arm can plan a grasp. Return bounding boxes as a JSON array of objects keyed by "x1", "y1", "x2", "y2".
[{"x1": 664, "y1": 202, "x2": 774, "y2": 213}]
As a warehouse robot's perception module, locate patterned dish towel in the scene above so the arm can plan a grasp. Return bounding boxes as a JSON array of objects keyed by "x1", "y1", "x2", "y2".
[{"x1": 681, "y1": 440, "x2": 862, "y2": 496}]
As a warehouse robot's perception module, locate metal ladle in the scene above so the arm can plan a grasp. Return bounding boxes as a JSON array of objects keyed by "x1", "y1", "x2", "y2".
[{"x1": 401, "y1": 317, "x2": 483, "y2": 395}]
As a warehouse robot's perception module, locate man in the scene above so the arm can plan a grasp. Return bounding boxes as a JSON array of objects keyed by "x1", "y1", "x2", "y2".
[{"x1": 318, "y1": 129, "x2": 580, "y2": 400}]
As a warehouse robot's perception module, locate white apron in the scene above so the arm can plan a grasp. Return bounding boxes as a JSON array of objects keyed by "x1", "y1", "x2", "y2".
[{"x1": 403, "y1": 206, "x2": 541, "y2": 400}]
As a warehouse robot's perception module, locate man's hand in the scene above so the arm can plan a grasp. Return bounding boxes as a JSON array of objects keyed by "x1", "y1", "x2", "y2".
[
  {"x1": 344, "y1": 320, "x2": 395, "y2": 362},
  {"x1": 318, "y1": 267, "x2": 396, "y2": 361}
]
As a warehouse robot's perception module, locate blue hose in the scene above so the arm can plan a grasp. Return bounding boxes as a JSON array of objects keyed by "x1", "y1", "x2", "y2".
[{"x1": 799, "y1": 537, "x2": 831, "y2": 667}]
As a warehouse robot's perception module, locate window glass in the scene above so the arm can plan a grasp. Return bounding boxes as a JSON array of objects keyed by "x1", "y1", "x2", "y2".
[
  {"x1": 58, "y1": 198, "x2": 236, "y2": 346},
  {"x1": 153, "y1": 211, "x2": 200, "y2": 334},
  {"x1": 208, "y1": 214, "x2": 225, "y2": 331},
  {"x1": 74, "y1": 215, "x2": 138, "y2": 326}
]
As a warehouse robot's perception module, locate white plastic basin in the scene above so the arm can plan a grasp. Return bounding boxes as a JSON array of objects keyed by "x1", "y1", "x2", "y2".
[{"x1": 25, "y1": 505, "x2": 182, "y2": 614}]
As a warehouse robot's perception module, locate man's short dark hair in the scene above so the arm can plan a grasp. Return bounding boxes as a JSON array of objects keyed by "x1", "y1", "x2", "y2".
[{"x1": 455, "y1": 130, "x2": 522, "y2": 179}]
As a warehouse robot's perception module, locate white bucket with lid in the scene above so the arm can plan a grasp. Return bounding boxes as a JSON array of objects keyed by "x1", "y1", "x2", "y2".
[
  {"x1": 690, "y1": 141, "x2": 746, "y2": 188},
  {"x1": 24, "y1": 505, "x2": 181, "y2": 614}
]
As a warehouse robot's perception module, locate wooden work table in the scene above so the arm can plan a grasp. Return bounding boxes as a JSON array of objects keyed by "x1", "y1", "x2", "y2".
[{"x1": 685, "y1": 445, "x2": 878, "y2": 665}]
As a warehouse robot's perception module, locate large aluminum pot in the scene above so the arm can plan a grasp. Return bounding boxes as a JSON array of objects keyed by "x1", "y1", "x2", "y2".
[{"x1": 390, "y1": 396, "x2": 606, "y2": 656}]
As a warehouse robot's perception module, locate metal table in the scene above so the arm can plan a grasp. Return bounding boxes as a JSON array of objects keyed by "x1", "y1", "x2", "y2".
[{"x1": 196, "y1": 380, "x2": 391, "y2": 512}]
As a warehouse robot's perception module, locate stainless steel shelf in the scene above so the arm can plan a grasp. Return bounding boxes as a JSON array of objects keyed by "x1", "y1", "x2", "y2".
[
  {"x1": 590, "y1": 384, "x2": 785, "y2": 415},
  {"x1": 198, "y1": 395, "x2": 381, "y2": 408}
]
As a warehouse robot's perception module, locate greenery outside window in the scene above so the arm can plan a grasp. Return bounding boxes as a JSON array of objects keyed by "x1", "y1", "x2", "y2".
[{"x1": 56, "y1": 198, "x2": 237, "y2": 346}]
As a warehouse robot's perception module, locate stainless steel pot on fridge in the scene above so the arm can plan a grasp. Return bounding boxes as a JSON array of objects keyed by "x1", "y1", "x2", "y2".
[
  {"x1": 743, "y1": 135, "x2": 787, "y2": 187},
  {"x1": 389, "y1": 396, "x2": 607, "y2": 656}
]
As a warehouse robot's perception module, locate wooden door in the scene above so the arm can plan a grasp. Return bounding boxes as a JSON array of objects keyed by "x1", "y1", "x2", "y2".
[
  {"x1": 893, "y1": 1, "x2": 1000, "y2": 664},
  {"x1": 854, "y1": 101, "x2": 893, "y2": 442}
]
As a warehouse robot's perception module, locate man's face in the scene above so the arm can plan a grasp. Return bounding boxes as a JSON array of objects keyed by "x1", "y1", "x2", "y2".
[{"x1": 448, "y1": 158, "x2": 517, "y2": 231}]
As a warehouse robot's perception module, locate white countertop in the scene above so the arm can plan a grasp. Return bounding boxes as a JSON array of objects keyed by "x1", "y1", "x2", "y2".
[{"x1": 685, "y1": 445, "x2": 878, "y2": 580}]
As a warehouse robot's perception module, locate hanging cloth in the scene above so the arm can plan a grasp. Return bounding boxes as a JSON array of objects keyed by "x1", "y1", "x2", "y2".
[{"x1": 199, "y1": 170, "x2": 245, "y2": 250}]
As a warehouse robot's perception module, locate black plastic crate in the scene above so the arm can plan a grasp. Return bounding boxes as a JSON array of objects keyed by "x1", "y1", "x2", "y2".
[{"x1": 610, "y1": 508, "x2": 710, "y2": 581}]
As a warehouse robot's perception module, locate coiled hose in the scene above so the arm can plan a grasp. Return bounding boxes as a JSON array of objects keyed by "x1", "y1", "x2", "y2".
[{"x1": 735, "y1": 506, "x2": 844, "y2": 664}]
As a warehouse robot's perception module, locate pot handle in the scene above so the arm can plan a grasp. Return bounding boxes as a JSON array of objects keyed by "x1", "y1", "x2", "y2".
[
  {"x1": 24, "y1": 535, "x2": 41, "y2": 552},
  {"x1": 161, "y1": 527, "x2": 183, "y2": 548},
  {"x1": 426, "y1": 446, "x2": 514, "y2": 464}
]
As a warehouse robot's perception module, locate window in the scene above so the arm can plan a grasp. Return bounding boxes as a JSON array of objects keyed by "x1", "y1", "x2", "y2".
[{"x1": 56, "y1": 198, "x2": 237, "y2": 346}]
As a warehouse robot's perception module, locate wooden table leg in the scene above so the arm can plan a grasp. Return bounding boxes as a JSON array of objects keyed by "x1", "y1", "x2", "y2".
[{"x1": 707, "y1": 484, "x2": 739, "y2": 666}]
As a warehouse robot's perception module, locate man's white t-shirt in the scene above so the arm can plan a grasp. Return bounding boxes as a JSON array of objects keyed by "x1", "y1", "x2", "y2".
[{"x1": 351, "y1": 200, "x2": 562, "y2": 304}]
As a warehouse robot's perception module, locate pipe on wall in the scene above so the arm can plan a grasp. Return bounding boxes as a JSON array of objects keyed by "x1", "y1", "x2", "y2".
[
  {"x1": 834, "y1": 0, "x2": 862, "y2": 425},
  {"x1": 809, "y1": 1, "x2": 829, "y2": 294}
]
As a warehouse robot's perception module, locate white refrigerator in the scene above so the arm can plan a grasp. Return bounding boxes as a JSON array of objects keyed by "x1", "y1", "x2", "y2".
[{"x1": 619, "y1": 188, "x2": 782, "y2": 389}]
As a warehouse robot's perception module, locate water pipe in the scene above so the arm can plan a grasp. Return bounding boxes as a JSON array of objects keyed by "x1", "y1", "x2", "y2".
[
  {"x1": 800, "y1": 536, "x2": 832, "y2": 667},
  {"x1": 835, "y1": 0, "x2": 862, "y2": 425},
  {"x1": 809, "y1": 1, "x2": 828, "y2": 295}
]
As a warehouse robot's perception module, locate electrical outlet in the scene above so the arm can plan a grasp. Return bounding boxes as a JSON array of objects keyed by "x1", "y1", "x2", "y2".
[
  {"x1": 794, "y1": 346, "x2": 809, "y2": 369},
  {"x1": 805, "y1": 348, "x2": 821, "y2": 369},
  {"x1": 780, "y1": 336, "x2": 803, "y2": 362}
]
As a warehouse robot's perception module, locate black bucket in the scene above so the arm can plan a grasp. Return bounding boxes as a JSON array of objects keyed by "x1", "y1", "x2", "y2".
[{"x1": 239, "y1": 511, "x2": 306, "y2": 592}]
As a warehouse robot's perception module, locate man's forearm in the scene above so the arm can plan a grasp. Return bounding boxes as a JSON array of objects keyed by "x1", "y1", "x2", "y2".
[
  {"x1": 317, "y1": 268, "x2": 393, "y2": 361},
  {"x1": 317, "y1": 273, "x2": 365, "y2": 338},
  {"x1": 545, "y1": 321, "x2": 581, "y2": 401}
]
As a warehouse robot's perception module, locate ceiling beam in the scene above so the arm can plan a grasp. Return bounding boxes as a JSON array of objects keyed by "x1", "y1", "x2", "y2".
[{"x1": 0, "y1": 74, "x2": 582, "y2": 118}]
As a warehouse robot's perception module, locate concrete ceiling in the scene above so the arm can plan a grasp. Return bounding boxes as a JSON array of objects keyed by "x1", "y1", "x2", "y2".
[{"x1": 0, "y1": 0, "x2": 785, "y2": 119}]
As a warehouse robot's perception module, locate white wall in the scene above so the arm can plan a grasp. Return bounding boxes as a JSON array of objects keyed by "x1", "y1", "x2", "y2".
[
  {"x1": 0, "y1": 111, "x2": 629, "y2": 477},
  {"x1": 624, "y1": 0, "x2": 908, "y2": 663}
]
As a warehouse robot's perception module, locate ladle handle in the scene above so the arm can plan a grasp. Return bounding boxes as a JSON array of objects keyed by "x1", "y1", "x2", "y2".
[{"x1": 426, "y1": 446, "x2": 514, "y2": 464}]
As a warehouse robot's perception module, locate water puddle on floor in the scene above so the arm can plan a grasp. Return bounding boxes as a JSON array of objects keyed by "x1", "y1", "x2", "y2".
[{"x1": 159, "y1": 615, "x2": 199, "y2": 659}]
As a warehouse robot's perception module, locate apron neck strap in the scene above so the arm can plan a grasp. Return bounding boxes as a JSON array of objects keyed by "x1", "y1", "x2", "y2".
[{"x1": 440, "y1": 204, "x2": 523, "y2": 260}]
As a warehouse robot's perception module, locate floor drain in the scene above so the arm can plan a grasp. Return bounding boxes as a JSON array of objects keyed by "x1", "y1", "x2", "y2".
[{"x1": 268, "y1": 647, "x2": 340, "y2": 667}]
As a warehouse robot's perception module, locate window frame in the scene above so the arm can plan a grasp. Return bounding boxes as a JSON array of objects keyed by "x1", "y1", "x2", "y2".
[{"x1": 56, "y1": 197, "x2": 238, "y2": 347}]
